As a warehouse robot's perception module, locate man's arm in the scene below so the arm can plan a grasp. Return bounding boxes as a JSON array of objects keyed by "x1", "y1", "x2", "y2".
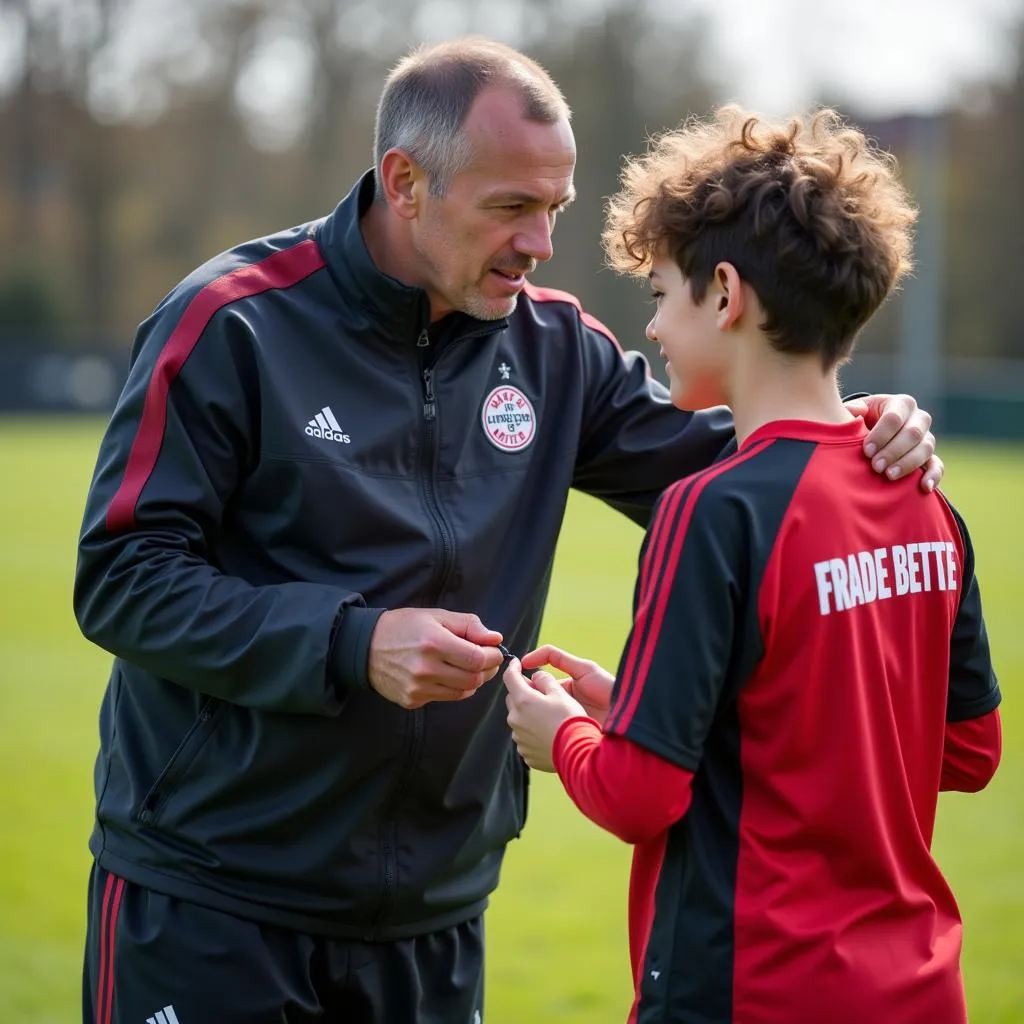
[
  {"x1": 571, "y1": 322, "x2": 942, "y2": 527},
  {"x1": 75, "y1": 280, "x2": 381, "y2": 715},
  {"x1": 571, "y1": 316, "x2": 735, "y2": 526}
]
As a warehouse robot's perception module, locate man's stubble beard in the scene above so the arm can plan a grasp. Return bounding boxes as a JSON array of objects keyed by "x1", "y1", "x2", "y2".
[
  {"x1": 413, "y1": 225, "x2": 518, "y2": 321},
  {"x1": 462, "y1": 289, "x2": 518, "y2": 321}
]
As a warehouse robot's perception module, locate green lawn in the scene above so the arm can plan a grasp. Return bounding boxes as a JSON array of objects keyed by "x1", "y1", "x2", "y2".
[{"x1": 1, "y1": 418, "x2": 1021, "y2": 1022}]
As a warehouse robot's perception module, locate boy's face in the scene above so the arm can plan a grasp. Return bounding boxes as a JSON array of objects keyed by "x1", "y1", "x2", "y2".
[{"x1": 646, "y1": 257, "x2": 731, "y2": 410}]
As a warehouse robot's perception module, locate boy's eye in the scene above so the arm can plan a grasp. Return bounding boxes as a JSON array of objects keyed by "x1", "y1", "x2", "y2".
[{"x1": 649, "y1": 290, "x2": 663, "y2": 303}]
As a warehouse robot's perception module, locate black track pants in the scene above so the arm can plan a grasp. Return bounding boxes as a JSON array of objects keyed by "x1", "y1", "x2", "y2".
[{"x1": 82, "y1": 864, "x2": 485, "y2": 1024}]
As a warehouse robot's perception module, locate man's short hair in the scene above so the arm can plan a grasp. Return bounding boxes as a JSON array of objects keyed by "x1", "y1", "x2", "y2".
[
  {"x1": 374, "y1": 36, "x2": 571, "y2": 199},
  {"x1": 603, "y1": 106, "x2": 918, "y2": 368}
]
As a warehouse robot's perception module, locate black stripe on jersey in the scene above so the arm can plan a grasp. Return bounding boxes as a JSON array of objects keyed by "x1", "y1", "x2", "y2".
[
  {"x1": 632, "y1": 437, "x2": 818, "y2": 1023},
  {"x1": 941, "y1": 499, "x2": 1001, "y2": 722},
  {"x1": 606, "y1": 441, "x2": 773, "y2": 737}
]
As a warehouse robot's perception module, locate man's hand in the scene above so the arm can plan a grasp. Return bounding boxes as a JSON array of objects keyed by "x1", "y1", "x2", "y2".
[
  {"x1": 521, "y1": 645, "x2": 615, "y2": 728},
  {"x1": 505, "y1": 658, "x2": 588, "y2": 772},
  {"x1": 846, "y1": 393, "x2": 943, "y2": 492},
  {"x1": 367, "y1": 608, "x2": 504, "y2": 709}
]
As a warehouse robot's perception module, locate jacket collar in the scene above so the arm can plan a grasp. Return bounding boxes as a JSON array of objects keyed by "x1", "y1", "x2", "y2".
[{"x1": 315, "y1": 170, "x2": 508, "y2": 345}]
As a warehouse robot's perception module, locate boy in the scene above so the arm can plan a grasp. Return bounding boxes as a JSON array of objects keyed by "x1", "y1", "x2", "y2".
[{"x1": 503, "y1": 107, "x2": 1001, "y2": 1023}]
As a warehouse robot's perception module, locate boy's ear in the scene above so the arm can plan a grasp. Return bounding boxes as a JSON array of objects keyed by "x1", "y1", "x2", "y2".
[{"x1": 714, "y1": 262, "x2": 745, "y2": 330}]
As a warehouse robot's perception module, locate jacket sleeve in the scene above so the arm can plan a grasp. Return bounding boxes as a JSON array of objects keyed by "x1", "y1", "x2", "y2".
[
  {"x1": 572, "y1": 318, "x2": 736, "y2": 527},
  {"x1": 74, "y1": 279, "x2": 381, "y2": 716}
]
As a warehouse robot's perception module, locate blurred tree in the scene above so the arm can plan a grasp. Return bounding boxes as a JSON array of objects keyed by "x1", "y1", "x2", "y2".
[
  {"x1": 0, "y1": 0, "x2": 1019, "y2": 375},
  {"x1": 946, "y1": 21, "x2": 1024, "y2": 360},
  {"x1": 534, "y1": 2, "x2": 716, "y2": 359},
  {"x1": 0, "y1": 0, "x2": 129, "y2": 341},
  {"x1": 0, "y1": 264, "x2": 64, "y2": 339}
]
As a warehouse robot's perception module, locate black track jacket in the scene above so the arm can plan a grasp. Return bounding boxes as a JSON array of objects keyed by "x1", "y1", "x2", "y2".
[{"x1": 74, "y1": 171, "x2": 734, "y2": 939}]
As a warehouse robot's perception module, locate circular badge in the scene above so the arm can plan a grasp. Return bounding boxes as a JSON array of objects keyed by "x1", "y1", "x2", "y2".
[{"x1": 481, "y1": 385, "x2": 536, "y2": 452}]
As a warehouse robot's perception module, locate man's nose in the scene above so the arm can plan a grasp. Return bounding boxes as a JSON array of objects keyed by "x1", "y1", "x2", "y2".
[{"x1": 514, "y1": 214, "x2": 555, "y2": 264}]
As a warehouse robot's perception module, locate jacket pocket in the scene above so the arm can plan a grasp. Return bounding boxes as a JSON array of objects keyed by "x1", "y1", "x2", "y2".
[{"x1": 137, "y1": 697, "x2": 222, "y2": 827}]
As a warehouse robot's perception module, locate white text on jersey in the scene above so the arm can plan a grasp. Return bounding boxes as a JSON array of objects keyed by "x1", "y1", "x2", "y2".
[{"x1": 813, "y1": 542, "x2": 958, "y2": 615}]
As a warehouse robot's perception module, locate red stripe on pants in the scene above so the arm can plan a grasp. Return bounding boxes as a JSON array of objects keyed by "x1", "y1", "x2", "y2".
[{"x1": 96, "y1": 874, "x2": 125, "y2": 1024}]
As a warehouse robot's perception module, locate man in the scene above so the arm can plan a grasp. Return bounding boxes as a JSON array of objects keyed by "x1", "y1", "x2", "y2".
[
  {"x1": 504, "y1": 105, "x2": 999, "y2": 1023},
  {"x1": 75, "y1": 38, "x2": 941, "y2": 1024}
]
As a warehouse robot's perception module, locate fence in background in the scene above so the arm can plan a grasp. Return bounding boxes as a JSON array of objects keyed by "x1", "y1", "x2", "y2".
[{"x1": 2, "y1": 347, "x2": 1023, "y2": 441}]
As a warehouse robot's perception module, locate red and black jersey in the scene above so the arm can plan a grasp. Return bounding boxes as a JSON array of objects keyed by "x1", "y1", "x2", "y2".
[{"x1": 552, "y1": 417, "x2": 1001, "y2": 1024}]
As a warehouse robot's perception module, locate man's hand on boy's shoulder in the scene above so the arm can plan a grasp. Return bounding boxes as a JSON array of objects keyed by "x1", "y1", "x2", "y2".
[{"x1": 846, "y1": 393, "x2": 942, "y2": 493}]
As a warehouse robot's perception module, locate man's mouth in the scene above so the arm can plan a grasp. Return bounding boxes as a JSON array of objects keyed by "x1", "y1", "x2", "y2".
[{"x1": 488, "y1": 268, "x2": 529, "y2": 292}]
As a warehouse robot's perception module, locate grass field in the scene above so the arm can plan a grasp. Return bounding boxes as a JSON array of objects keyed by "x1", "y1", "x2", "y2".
[{"x1": 0, "y1": 416, "x2": 1021, "y2": 1022}]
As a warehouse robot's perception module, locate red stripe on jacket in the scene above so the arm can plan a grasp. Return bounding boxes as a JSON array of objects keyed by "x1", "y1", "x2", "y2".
[
  {"x1": 106, "y1": 239, "x2": 326, "y2": 532},
  {"x1": 522, "y1": 282, "x2": 621, "y2": 350}
]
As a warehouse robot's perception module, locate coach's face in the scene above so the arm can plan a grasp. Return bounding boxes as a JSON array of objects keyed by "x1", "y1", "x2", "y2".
[{"x1": 414, "y1": 87, "x2": 576, "y2": 321}]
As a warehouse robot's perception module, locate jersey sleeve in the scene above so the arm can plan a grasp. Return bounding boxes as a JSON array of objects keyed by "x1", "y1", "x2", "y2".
[
  {"x1": 552, "y1": 718, "x2": 695, "y2": 844},
  {"x1": 940, "y1": 710, "x2": 1001, "y2": 792},
  {"x1": 602, "y1": 473, "x2": 749, "y2": 770},
  {"x1": 945, "y1": 502, "x2": 1000, "y2": 722}
]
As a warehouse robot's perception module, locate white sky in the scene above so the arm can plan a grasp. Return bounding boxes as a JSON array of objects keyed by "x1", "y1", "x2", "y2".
[
  {"x1": 0, "y1": 0, "x2": 1020, "y2": 139},
  {"x1": 679, "y1": 0, "x2": 1024, "y2": 116}
]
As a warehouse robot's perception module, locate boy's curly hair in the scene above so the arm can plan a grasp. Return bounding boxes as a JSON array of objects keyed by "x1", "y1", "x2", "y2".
[{"x1": 603, "y1": 106, "x2": 917, "y2": 367}]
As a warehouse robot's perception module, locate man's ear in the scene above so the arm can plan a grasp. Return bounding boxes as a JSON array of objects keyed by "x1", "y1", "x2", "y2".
[
  {"x1": 714, "y1": 262, "x2": 745, "y2": 330},
  {"x1": 378, "y1": 149, "x2": 427, "y2": 221}
]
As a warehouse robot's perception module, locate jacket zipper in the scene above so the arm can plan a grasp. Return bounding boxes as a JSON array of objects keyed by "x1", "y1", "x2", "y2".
[
  {"x1": 138, "y1": 700, "x2": 217, "y2": 826},
  {"x1": 420, "y1": 362, "x2": 456, "y2": 599},
  {"x1": 369, "y1": 330, "x2": 457, "y2": 937}
]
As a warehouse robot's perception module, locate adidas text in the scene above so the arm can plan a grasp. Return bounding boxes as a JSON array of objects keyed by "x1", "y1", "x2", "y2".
[
  {"x1": 305, "y1": 424, "x2": 350, "y2": 443},
  {"x1": 306, "y1": 406, "x2": 351, "y2": 444}
]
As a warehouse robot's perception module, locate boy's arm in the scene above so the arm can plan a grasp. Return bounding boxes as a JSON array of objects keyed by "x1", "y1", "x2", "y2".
[
  {"x1": 555, "y1": 473, "x2": 749, "y2": 838},
  {"x1": 552, "y1": 718, "x2": 694, "y2": 844},
  {"x1": 940, "y1": 712, "x2": 1001, "y2": 792},
  {"x1": 601, "y1": 470, "x2": 753, "y2": 765},
  {"x1": 940, "y1": 501, "x2": 1001, "y2": 791}
]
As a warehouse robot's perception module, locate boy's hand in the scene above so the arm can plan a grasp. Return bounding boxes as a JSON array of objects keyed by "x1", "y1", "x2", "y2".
[
  {"x1": 846, "y1": 393, "x2": 942, "y2": 492},
  {"x1": 504, "y1": 658, "x2": 587, "y2": 772},
  {"x1": 521, "y1": 645, "x2": 615, "y2": 727}
]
